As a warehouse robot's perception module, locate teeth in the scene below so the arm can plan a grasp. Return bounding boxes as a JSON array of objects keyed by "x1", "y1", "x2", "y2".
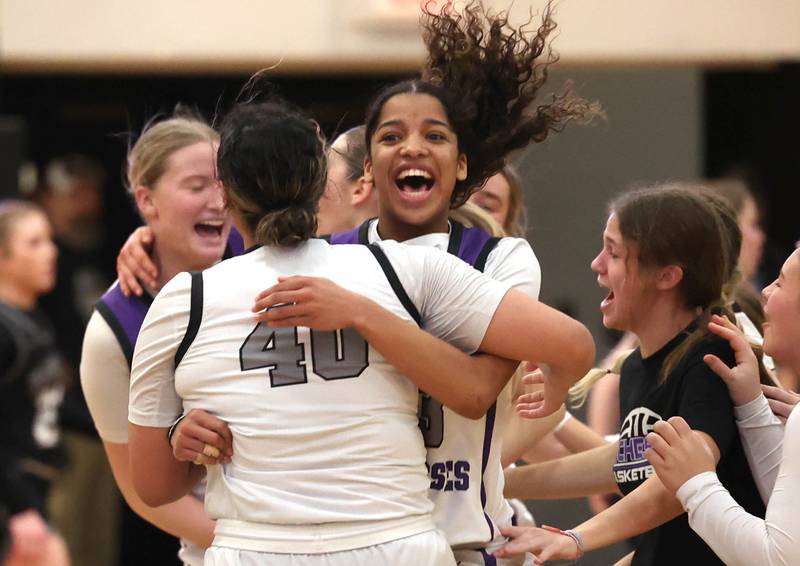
[
  {"x1": 199, "y1": 220, "x2": 224, "y2": 227},
  {"x1": 397, "y1": 168, "x2": 432, "y2": 180}
]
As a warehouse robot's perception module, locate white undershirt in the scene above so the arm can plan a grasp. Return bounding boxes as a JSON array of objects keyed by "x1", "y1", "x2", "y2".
[{"x1": 676, "y1": 394, "x2": 799, "y2": 566}]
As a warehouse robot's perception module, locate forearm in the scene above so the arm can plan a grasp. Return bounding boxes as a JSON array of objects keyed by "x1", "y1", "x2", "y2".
[
  {"x1": 353, "y1": 296, "x2": 512, "y2": 418},
  {"x1": 574, "y1": 475, "x2": 683, "y2": 552},
  {"x1": 734, "y1": 394, "x2": 784, "y2": 501},
  {"x1": 105, "y1": 441, "x2": 213, "y2": 547},
  {"x1": 677, "y1": 472, "x2": 798, "y2": 566},
  {"x1": 504, "y1": 443, "x2": 618, "y2": 499},
  {"x1": 555, "y1": 414, "x2": 609, "y2": 453},
  {"x1": 480, "y1": 291, "x2": 595, "y2": 400},
  {"x1": 502, "y1": 404, "x2": 565, "y2": 467},
  {"x1": 128, "y1": 424, "x2": 205, "y2": 506}
]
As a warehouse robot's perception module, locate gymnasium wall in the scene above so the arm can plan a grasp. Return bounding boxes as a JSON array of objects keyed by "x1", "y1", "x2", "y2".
[{"x1": 1, "y1": 0, "x2": 798, "y2": 72}]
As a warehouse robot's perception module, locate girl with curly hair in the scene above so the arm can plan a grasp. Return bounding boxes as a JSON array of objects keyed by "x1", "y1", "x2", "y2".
[{"x1": 118, "y1": 3, "x2": 599, "y2": 563}]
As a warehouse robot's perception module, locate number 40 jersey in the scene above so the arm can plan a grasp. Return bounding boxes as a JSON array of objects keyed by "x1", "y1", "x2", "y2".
[{"x1": 128, "y1": 239, "x2": 511, "y2": 555}]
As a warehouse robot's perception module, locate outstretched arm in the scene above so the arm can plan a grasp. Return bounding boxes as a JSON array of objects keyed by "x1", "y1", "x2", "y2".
[
  {"x1": 255, "y1": 276, "x2": 593, "y2": 419},
  {"x1": 255, "y1": 276, "x2": 518, "y2": 418}
]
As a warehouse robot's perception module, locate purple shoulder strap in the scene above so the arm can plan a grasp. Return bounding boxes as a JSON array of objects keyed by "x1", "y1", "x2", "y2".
[
  {"x1": 328, "y1": 218, "x2": 372, "y2": 245},
  {"x1": 94, "y1": 284, "x2": 151, "y2": 368},
  {"x1": 448, "y1": 220, "x2": 501, "y2": 272},
  {"x1": 223, "y1": 226, "x2": 245, "y2": 258}
]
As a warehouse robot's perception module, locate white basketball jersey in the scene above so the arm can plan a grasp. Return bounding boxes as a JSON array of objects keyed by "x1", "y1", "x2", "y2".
[
  {"x1": 364, "y1": 220, "x2": 541, "y2": 552},
  {"x1": 129, "y1": 239, "x2": 510, "y2": 554}
]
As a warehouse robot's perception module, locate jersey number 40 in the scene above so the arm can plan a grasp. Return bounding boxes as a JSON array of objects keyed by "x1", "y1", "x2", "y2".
[{"x1": 239, "y1": 323, "x2": 369, "y2": 387}]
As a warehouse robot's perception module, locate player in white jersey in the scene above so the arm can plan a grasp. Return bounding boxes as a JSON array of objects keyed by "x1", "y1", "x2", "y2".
[
  {"x1": 122, "y1": 5, "x2": 600, "y2": 563},
  {"x1": 80, "y1": 113, "x2": 236, "y2": 565},
  {"x1": 126, "y1": 99, "x2": 594, "y2": 566}
]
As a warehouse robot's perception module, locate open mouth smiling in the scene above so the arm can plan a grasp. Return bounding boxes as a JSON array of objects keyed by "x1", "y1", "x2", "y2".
[
  {"x1": 195, "y1": 220, "x2": 224, "y2": 238},
  {"x1": 395, "y1": 168, "x2": 434, "y2": 194}
]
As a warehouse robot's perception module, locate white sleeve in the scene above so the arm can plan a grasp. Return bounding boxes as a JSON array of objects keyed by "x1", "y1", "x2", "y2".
[
  {"x1": 128, "y1": 272, "x2": 192, "y2": 428},
  {"x1": 734, "y1": 394, "x2": 784, "y2": 502},
  {"x1": 80, "y1": 311, "x2": 134, "y2": 444},
  {"x1": 382, "y1": 242, "x2": 511, "y2": 353},
  {"x1": 676, "y1": 408, "x2": 800, "y2": 566},
  {"x1": 483, "y1": 237, "x2": 541, "y2": 299}
]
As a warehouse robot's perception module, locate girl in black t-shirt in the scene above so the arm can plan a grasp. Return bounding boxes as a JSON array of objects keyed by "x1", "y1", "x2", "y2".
[
  {"x1": 0, "y1": 200, "x2": 69, "y2": 565},
  {"x1": 500, "y1": 184, "x2": 765, "y2": 565}
]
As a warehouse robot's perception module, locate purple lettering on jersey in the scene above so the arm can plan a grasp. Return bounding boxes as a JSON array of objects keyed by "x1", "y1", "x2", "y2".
[
  {"x1": 429, "y1": 460, "x2": 471, "y2": 492},
  {"x1": 95, "y1": 283, "x2": 151, "y2": 368}
]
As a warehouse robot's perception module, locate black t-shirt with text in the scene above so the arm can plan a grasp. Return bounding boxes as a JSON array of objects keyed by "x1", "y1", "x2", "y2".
[
  {"x1": 0, "y1": 302, "x2": 67, "y2": 515},
  {"x1": 616, "y1": 327, "x2": 765, "y2": 566}
]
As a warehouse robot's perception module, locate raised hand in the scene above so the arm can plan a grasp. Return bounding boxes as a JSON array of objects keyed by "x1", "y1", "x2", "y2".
[
  {"x1": 514, "y1": 365, "x2": 568, "y2": 420},
  {"x1": 704, "y1": 314, "x2": 761, "y2": 406}
]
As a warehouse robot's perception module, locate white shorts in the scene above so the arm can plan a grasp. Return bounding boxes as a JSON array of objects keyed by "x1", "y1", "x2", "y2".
[
  {"x1": 205, "y1": 529, "x2": 455, "y2": 566},
  {"x1": 453, "y1": 548, "x2": 533, "y2": 566}
]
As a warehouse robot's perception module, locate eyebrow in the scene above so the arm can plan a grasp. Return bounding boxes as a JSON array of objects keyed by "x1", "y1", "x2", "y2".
[
  {"x1": 478, "y1": 192, "x2": 502, "y2": 205},
  {"x1": 376, "y1": 118, "x2": 453, "y2": 131},
  {"x1": 603, "y1": 233, "x2": 621, "y2": 246}
]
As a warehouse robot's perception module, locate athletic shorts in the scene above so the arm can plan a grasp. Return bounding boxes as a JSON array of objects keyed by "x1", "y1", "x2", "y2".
[
  {"x1": 205, "y1": 529, "x2": 455, "y2": 566},
  {"x1": 454, "y1": 547, "x2": 534, "y2": 566}
]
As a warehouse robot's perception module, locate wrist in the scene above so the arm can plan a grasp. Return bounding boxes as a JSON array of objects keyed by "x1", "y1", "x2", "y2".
[
  {"x1": 730, "y1": 382, "x2": 762, "y2": 407},
  {"x1": 542, "y1": 525, "x2": 584, "y2": 561}
]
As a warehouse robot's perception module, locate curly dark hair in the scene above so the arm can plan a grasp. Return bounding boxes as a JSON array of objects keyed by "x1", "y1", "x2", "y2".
[
  {"x1": 365, "y1": 0, "x2": 602, "y2": 207},
  {"x1": 217, "y1": 100, "x2": 327, "y2": 247}
]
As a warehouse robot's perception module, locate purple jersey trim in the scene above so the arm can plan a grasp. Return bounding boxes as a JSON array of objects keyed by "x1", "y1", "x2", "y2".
[
  {"x1": 327, "y1": 218, "x2": 372, "y2": 245},
  {"x1": 456, "y1": 224, "x2": 494, "y2": 266},
  {"x1": 479, "y1": 548, "x2": 498, "y2": 566},
  {"x1": 95, "y1": 283, "x2": 151, "y2": 368},
  {"x1": 480, "y1": 402, "x2": 498, "y2": 541},
  {"x1": 329, "y1": 218, "x2": 503, "y2": 545},
  {"x1": 224, "y1": 226, "x2": 245, "y2": 258}
]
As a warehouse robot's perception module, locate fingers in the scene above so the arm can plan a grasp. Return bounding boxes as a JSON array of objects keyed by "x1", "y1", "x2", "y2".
[
  {"x1": 644, "y1": 431, "x2": 670, "y2": 460},
  {"x1": 644, "y1": 446, "x2": 665, "y2": 469},
  {"x1": 117, "y1": 259, "x2": 143, "y2": 298},
  {"x1": 173, "y1": 409, "x2": 233, "y2": 464},
  {"x1": 651, "y1": 419, "x2": 680, "y2": 445},
  {"x1": 202, "y1": 444, "x2": 221, "y2": 459},
  {"x1": 666, "y1": 416, "x2": 692, "y2": 436},
  {"x1": 708, "y1": 316, "x2": 753, "y2": 358},
  {"x1": 517, "y1": 400, "x2": 559, "y2": 420},
  {"x1": 522, "y1": 361, "x2": 538, "y2": 373},
  {"x1": 766, "y1": 399, "x2": 793, "y2": 422},
  {"x1": 499, "y1": 526, "x2": 527, "y2": 538},
  {"x1": 703, "y1": 354, "x2": 734, "y2": 382},
  {"x1": 522, "y1": 370, "x2": 544, "y2": 385},
  {"x1": 762, "y1": 384, "x2": 800, "y2": 404},
  {"x1": 257, "y1": 304, "x2": 310, "y2": 326},
  {"x1": 516, "y1": 391, "x2": 544, "y2": 405}
]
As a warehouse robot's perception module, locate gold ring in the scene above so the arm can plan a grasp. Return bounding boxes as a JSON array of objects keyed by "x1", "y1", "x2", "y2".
[
  {"x1": 193, "y1": 453, "x2": 204, "y2": 465},
  {"x1": 202, "y1": 444, "x2": 220, "y2": 459}
]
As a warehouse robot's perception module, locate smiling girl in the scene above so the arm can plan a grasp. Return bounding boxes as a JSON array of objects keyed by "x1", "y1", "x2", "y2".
[
  {"x1": 645, "y1": 243, "x2": 800, "y2": 565},
  {"x1": 80, "y1": 114, "x2": 240, "y2": 565},
  {"x1": 501, "y1": 184, "x2": 765, "y2": 565}
]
